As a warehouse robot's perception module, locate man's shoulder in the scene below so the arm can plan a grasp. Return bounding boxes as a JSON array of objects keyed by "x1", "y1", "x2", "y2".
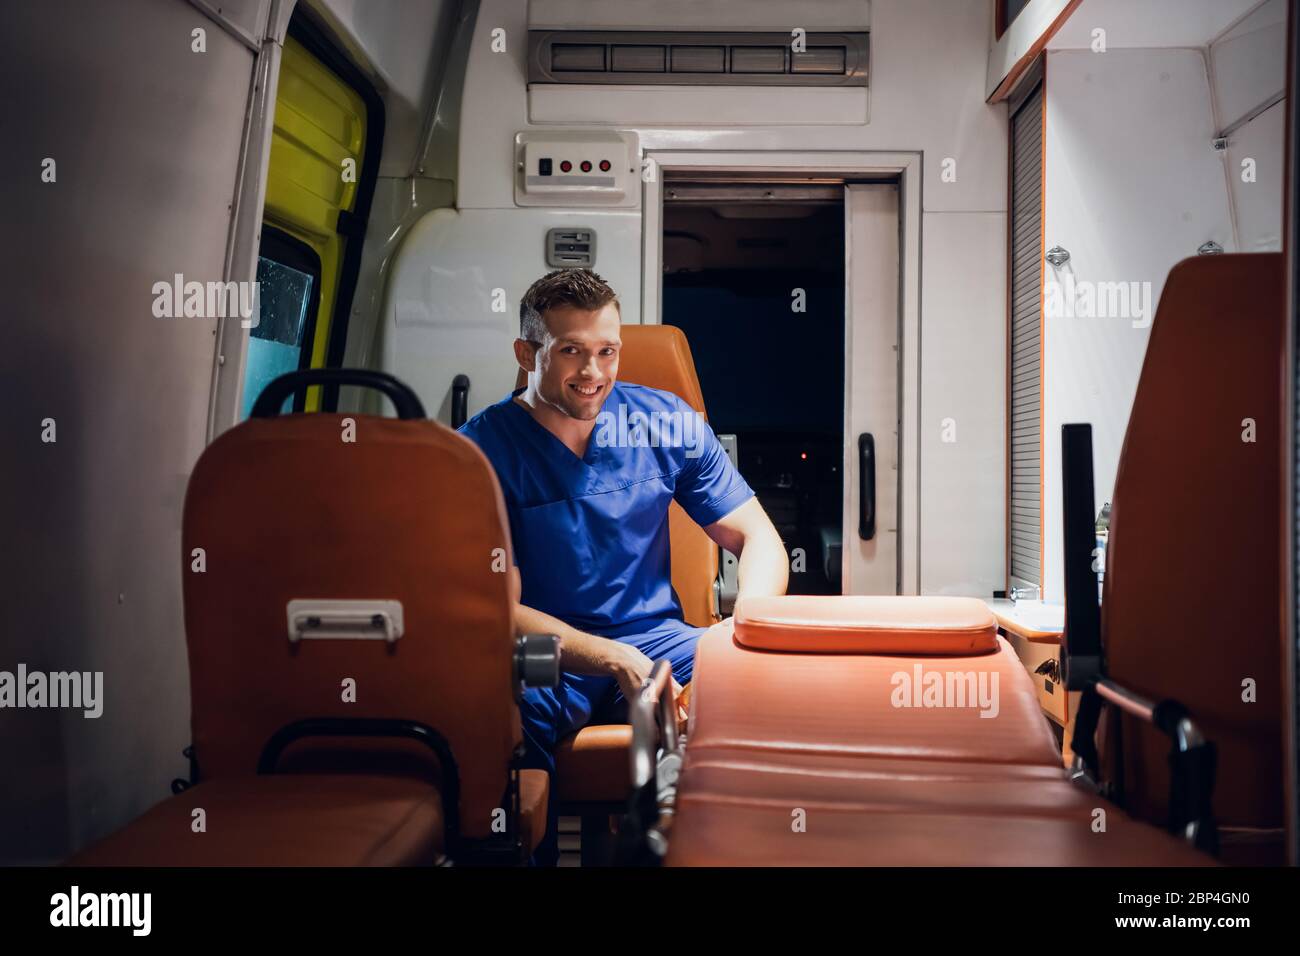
[
  {"x1": 457, "y1": 392, "x2": 517, "y2": 445},
  {"x1": 612, "y1": 381, "x2": 693, "y2": 414}
]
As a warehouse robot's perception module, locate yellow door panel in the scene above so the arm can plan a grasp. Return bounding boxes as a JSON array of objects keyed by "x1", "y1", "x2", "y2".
[{"x1": 259, "y1": 33, "x2": 368, "y2": 410}]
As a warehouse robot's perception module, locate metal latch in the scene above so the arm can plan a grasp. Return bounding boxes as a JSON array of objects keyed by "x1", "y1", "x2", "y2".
[{"x1": 286, "y1": 600, "x2": 404, "y2": 644}]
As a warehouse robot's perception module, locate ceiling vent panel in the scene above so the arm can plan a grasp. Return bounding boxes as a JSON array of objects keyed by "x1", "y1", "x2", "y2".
[{"x1": 528, "y1": 31, "x2": 869, "y2": 87}]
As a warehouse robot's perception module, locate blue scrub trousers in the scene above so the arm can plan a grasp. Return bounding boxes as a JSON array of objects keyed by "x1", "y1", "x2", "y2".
[{"x1": 520, "y1": 617, "x2": 704, "y2": 866}]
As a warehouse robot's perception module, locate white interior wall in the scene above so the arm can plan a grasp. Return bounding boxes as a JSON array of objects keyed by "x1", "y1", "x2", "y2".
[
  {"x1": 1050, "y1": 0, "x2": 1262, "y2": 50},
  {"x1": 383, "y1": 0, "x2": 1010, "y2": 598},
  {"x1": 1211, "y1": 0, "x2": 1287, "y2": 252},
  {"x1": 1226, "y1": 104, "x2": 1286, "y2": 251},
  {"x1": 1041, "y1": 48, "x2": 1236, "y2": 603},
  {"x1": 1, "y1": 0, "x2": 257, "y2": 863},
  {"x1": 1038, "y1": 0, "x2": 1286, "y2": 603}
]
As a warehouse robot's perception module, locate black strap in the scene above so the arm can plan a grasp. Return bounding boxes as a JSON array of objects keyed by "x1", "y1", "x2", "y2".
[{"x1": 1070, "y1": 679, "x2": 1104, "y2": 781}]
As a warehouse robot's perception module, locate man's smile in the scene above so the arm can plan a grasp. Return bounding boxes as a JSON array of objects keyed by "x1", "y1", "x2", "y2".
[{"x1": 569, "y1": 382, "x2": 605, "y2": 397}]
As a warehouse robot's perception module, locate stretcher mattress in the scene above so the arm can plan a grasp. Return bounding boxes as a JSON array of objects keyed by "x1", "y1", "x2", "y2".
[{"x1": 665, "y1": 598, "x2": 1212, "y2": 866}]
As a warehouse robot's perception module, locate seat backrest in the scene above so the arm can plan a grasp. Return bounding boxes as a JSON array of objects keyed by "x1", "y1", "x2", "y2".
[
  {"x1": 182, "y1": 413, "x2": 518, "y2": 841},
  {"x1": 1101, "y1": 253, "x2": 1285, "y2": 859},
  {"x1": 515, "y1": 324, "x2": 720, "y2": 627}
]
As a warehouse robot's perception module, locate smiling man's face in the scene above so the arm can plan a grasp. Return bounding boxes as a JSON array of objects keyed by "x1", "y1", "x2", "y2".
[{"x1": 526, "y1": 302, "x2": 622, "y2": 421}]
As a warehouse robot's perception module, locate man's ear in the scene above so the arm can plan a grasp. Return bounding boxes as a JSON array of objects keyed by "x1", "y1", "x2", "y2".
[{"x1": 513, "y1": 338, "x2": 538, "y2": 374}]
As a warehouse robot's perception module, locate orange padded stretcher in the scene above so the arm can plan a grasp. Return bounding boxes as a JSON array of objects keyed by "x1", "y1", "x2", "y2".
[
  {"x1": 662, "y1": 596, "x2": 1210, "y2": 866},
  {"x1": 645, "y1": 254, "x2": 1286, "y2": 867}
]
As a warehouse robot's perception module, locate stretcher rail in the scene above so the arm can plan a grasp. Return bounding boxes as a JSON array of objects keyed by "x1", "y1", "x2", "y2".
[{"x1": 622, "y1": 659, "x2": 680, "y2": 863}]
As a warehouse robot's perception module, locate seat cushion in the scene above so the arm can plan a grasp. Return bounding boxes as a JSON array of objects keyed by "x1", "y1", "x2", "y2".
[
  {"x1": 688, "y1": 621, "x2": 1061, "y2": 767},
  {"x1": 66, "y1": 776, "x2": 443, "y2": 866},
  {"x1": 734, "y1": 595, "x2": 998, "y2": 655},
  {"x1": 554, "y1": 725, "x2": 633, "y2": 804}
]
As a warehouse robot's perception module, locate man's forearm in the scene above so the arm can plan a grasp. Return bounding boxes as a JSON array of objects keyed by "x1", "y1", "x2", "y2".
[
  {"x1": 514, "y1": 602, "x2": 618, "y2": 676},
  {"x1": 735, "y1": 526, "x2": 789, "y2": 602}
]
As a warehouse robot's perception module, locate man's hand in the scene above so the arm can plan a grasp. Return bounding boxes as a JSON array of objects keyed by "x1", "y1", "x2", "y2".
[
  {"x1": 606, "y1": 643, "x2": 687, "y2": 723},
  {"x1": 606, "y1": 640, "x2": 655, "y2": 703},
  {"x1": 511, "y1": 585, "x2": 687, "y2": 722}
]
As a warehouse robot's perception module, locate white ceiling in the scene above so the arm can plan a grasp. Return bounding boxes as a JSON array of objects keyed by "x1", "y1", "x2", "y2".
[{"x1": 1049, "y1": 0, "x2": 1267, "y2": 50}]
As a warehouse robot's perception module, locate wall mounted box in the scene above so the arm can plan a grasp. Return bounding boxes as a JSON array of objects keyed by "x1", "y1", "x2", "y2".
[{"x1": 515, "y1": 129, "x2": 640, "y2": 207}]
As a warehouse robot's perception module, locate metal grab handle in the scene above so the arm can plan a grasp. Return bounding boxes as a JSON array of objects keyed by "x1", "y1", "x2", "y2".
[
  {"x1": 858, "y1": 433, "x2": 876, "y2": 540},
  {"x1": 630, "y1": 660, "x2": 680, "y2": 793},
  {"x1": 620, "y1": 659, "x2": 681, "y2": 863},
  {"x1": 1070, "y1": 677, "x2": 1218, "y2": 854},
  {"x1": 451, "y1": 374, "x2": 470, "y2": 428},
  {"x1": 286, "y1": 599, "x2": 404, "y2": 644},
  {"x1": 250, "y1": 368, "x2": 427, "y2": 420}
]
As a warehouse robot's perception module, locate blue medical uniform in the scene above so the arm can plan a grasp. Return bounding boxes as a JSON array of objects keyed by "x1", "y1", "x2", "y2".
[{"x1": 458, "y1": 381, "x2": 753, "y2": 863}]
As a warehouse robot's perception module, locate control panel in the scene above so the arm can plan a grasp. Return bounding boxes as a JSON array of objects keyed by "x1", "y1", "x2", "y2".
[{"x1": 515, "y1": 130, "x2": 639, "y2": 207}]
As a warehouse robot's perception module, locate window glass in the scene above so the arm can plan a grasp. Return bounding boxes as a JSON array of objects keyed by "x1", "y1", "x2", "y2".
[
  {"x1": 240, "y1": 255, "x2": 314, "y2": 419},
  {"x1": 1005, "y1": 0, "x2": 1032, "y2": 30}
]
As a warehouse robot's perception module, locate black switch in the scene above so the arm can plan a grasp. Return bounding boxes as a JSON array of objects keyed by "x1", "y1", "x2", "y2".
[{"x1": 539, "y1": 157, "x2": 553, "y2": 176}]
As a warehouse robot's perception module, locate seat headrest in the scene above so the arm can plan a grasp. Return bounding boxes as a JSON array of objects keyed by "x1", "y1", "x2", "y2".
[
  {"x1": 515, "y1": 324, "x2": 708, "y2": 416},
  {"x1": 733, "y1": 596, "x2": 999, "y2": 655}
]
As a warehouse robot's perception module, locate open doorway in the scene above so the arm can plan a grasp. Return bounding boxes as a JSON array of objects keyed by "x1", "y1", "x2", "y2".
[{"x1": 661, "y1": 182, "x2": 845, "y2": 595}]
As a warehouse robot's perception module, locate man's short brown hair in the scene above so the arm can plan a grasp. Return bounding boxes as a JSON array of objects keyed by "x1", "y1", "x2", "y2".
[{"x1": 519, "y1": 269, "x2": 620, "y2": 342}]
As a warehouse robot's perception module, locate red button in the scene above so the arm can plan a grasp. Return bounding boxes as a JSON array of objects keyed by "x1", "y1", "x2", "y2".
[
  {"x1": 599, "y1": 159, "x2": 611, "y2": 172},
  {"x1": 580, "y1": 160, "x2": 592, "y2": 172},
  {"x1": 559, "y1": 160, "x2": 572, "y2": 173}
]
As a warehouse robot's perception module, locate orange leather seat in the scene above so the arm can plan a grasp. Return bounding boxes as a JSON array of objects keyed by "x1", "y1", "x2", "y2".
[
  {"x1": 664, "y1": 597, "x2": 1211, "y2": 866},
  {"x1": 1097, "y1": 254, "x2": 1285, "y2": 864},
  {"x1": 554, "y1": 726, "x2": 634, "y2": 804},
  {"x1": 69, "y1": 373, "x2": 548, "y2": 866},
  {"x1": 70, "y1": 776, "x2": 447, "y2": 867},
  {"x1": 516, "y1": 325, "x2": 718, "y2": 807},
  {"x1": 70, "y1": 769, "x2": 551, "y2": 868}
]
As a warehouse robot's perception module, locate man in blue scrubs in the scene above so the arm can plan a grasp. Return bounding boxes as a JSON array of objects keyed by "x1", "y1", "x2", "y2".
[{"x1": 459, "y1": 269, "x2": 788, "y2": 864}]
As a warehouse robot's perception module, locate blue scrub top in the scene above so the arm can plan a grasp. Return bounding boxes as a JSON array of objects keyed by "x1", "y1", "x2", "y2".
[{"x1": 458, "y1": 382, "x2": 753, "y2": 636}]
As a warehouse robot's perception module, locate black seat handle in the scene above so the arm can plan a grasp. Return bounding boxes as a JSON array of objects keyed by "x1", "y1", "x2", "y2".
[
  {"x1": 451, "y1": 374, "x2": 471, "y2": 429},
  {"x1": 250, "y1": 369, "x2": 427, "y2": 420}
]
